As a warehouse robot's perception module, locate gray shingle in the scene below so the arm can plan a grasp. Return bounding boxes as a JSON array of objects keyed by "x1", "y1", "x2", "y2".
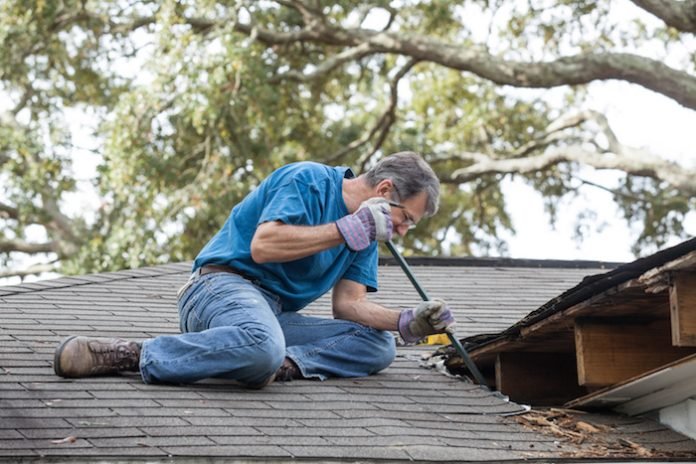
[
  {"x1": 404, "y1": 444, "x2": 533, "y2": 461},
  {"x1": 38, "y1": 445, "x2": 168, "y2": 456},
  {"x1": 210, "y1": 435, "x2": 331, "y2": 446},
  {"x1": 19, "y1": 427, "x2": 143, "y2": 439},
  {"x1": 161, "y1": 445, "x2": 292, "y2": 457},
  {"x1": 283, "y1": 445, "x2": 411, "y2": 460}
]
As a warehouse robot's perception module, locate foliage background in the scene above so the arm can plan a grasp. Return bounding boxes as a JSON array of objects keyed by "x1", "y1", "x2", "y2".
[{"x1": 1, "y1": 0, "x2": 695, "y2": 281}]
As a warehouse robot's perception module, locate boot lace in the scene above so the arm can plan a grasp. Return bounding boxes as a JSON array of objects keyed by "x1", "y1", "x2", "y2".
[{"x1": 89, "y1": 341, "x2": 139, "y2": 374}]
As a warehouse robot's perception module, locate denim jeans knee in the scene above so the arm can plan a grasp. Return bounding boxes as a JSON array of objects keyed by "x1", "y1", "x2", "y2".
[
  {"x1": 140, "y1": 272, "x2": 285, "y2": 385},
  {"x1": 280, "y1": 312, "x2": 396, "y2": 380},
  {"x1": 366, "y1": 329, "x2": 397, "y2": 373},
  {"x1": 231, "y1": 327, "x2": 285, "y2": 386}
]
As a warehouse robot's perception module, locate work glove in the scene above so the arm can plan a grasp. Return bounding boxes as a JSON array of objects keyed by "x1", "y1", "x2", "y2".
[
  {"x1": 398, "y1": 299, "x2": 456, "y2": 344},
  {"x1": 336, "y1": 198, "x2": 393, "y2": 252}
]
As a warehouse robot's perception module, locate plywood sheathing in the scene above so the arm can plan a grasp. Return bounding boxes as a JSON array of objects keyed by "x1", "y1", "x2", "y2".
[
  {"x1": 575, "y1": 318, "x2": 696, "y2": 387},
  {"x1": 668, "y1": 271, "x2": 696, "y2": 346}
]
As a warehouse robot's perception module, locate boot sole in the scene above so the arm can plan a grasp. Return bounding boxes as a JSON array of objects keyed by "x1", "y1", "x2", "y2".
[{"x1": 53, "y1": 335, "x2": 78, "y2": 377}]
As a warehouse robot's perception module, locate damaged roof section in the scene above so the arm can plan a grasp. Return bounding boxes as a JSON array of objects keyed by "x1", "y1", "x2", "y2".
[
  {"x1": 2, "y1": 255, "x2": 695, "y2": 461},
  {"x1": 457, "y1": 238, "x2": 696, "y2": 419}
]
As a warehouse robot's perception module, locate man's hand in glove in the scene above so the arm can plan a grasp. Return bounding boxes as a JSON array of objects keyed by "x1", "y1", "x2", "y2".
[
  {"x1": 398, "y1": 299, "x2": 456, "y2": 344},
  {"x1": 336, "y1": 198, "x2": 393, "y2": 251}
]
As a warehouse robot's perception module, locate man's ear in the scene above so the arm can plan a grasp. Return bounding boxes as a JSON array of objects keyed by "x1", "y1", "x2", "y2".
[{"x1": 375, "y1": 179, "x2": 394, "y2": 197}]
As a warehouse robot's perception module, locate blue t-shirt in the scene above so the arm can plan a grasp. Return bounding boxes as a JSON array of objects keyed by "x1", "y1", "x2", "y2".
[{"x1": 193, "y1": 162, "x2": 378, "y2": 311}]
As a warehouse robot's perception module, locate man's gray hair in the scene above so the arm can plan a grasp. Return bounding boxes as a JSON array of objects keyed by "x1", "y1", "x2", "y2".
[{"x1": 364, "y1": 152, "x2": 440, "y2": 217}]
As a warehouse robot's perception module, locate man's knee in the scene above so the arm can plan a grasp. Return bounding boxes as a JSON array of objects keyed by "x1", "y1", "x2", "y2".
[
  {"x1": 366, "y1": 330, "x2": 397, "y2": 373},
  {"x1": 243, "y1": 328, "x2": 286, "y2": 385}
]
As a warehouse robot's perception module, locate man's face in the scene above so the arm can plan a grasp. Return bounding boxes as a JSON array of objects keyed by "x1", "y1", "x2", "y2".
[{"x1": 389, "y1": 190, "x2": 428, "y2": 237}]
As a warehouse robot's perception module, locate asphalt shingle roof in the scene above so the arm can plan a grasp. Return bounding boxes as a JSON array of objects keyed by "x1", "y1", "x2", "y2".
[{"x1": 2, "y1": 259, "x2": 693, "y2": 461}]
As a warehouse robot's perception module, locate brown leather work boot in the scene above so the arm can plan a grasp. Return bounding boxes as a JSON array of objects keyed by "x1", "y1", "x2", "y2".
[
  {"x1": 274, "y1": 357, "x2": 303, "y2": 382},
  {"x1": 248, "y1": 357, "x2": 304, "y2": 389},
  {"x1": 54, "y1": 336, "x2": 141, "y2": 378}
]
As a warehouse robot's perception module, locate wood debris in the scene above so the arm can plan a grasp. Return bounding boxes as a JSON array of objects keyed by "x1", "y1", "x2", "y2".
[
  {"x1": 515, "y1": 408, "x2": 693, "y2": 459},
  {"x1": 50, "y1": 436, "x2": 78, "y2": 445},
  {"x1": 516, "y1": 408, "x2": 604, "y2": 445}
]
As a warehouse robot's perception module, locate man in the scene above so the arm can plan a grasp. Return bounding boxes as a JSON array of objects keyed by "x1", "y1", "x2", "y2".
[{"x1": 54, "y1": 151, "x2": 455, "y2": 388}]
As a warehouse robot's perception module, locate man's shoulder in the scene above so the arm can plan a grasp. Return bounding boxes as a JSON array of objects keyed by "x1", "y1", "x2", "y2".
[{"x1": 272, "y1": 161, "x2": 346, "y2": 184}]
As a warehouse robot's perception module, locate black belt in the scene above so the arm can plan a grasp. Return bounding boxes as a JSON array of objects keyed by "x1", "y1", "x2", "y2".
[{"x1": 199, "y1": 264, "x2": 259, "y2": 284}]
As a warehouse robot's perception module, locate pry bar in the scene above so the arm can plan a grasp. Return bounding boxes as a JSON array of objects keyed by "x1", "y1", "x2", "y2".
[{"x1": 385, "y1": 240, "x2": 488, "y2": 388}]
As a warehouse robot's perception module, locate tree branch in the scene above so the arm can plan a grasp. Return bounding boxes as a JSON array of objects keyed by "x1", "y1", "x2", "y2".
[
  {"x1": 630, "y1": 0, "x2": 696, "y2": 33},
  {"x1": 233, "y1": 21, "x2": 330, "y2": 44},
  {"x1": 447, "y1": 145, "x2": 696, "y2": 195},
  {"x1": 95, "y1": 6, "x2": 696, "y2": 110},
  {"x1": 0, "y1": 202, "x2": 18, "y2": 220},
  {"x1": 230, "y1": 11, "x2": 696, "y2": 110},
  {"x1": 271, "y1": 42, "x2": 374, "y2": 82},
  {"x1": 278, "y1": 0, "x2": 324, "y2": 22},
  {"x1": 364, "y1": 36, "x2": 696, "y2": 111},
  {"x1": 39, "y1": 195, "x2": 79, "y2": 245},
  {"x1": 0, "y1": 262, "x2": 59, "y2": 280},
  {"x1": 324, "y1": 58, "x2": 418, "y2": 165},
  {"x1": 574, "y1": 176, "x2": 643, "y2": 202},
  {"x1": 106, "y1": 8, "x2": 696, "y2": 110},
  {"x1": 0, "y1": 239, "x2": 59, "y2": 254},
  {"x1": 358, "y1": 58, "x2": 419, "y2": 171}
]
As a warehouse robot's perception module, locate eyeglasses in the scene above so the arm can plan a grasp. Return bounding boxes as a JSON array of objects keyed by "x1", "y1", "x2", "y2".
[
  {"x1": 388, "y1": 201, "x2": 417, "y2": 230},
  {"x1": 389, "y1": 184, "x2": 418, "y2": 230}
]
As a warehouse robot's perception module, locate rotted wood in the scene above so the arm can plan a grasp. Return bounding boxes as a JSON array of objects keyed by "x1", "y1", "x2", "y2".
[
  {"x1": 670, "y1": 271, "x2": 696, "y2": 346},
  {"x1": 640, "y1": 251, "x2": 696, "y2": 294},
  {"x1": 575, "y1": 318, "x2": 696, "y2": 387},
  {"x1": 520, "y1": 280, "x2": 669, "y2": 340}
]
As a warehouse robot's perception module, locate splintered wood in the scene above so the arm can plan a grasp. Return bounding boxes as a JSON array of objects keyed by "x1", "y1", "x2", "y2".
[
  {"x1": 515, "y1": 408, "x2": 692, "y2": 459},
  {"x1": 516, "y1": 409, "x2": 608, "y2": 446}
]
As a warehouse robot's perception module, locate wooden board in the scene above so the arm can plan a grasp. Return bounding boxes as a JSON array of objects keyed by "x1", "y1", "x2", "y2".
[
  {"x1": 575, "y1": 318, "x2": 696, "y2": 387},
  {"x1": 566, "y1": 353, "x2": 696, "y2": 414},
  {"x1": 670, "y1": 272, "x2": 696, "y2": 346},
  {"x1": 520, "y1": 280, "x2": 669, "y2": 340}
]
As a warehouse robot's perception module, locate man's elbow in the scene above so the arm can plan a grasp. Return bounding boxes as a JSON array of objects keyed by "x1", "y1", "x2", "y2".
[
  {"x1": 332, "y1": 303, "x2": 354, "y2": 322},
  {"x1": 250, "y1": 238, "x2": 271, "y2": 264},
  {"x1": 250, "y1": 221, "x2": 281, "y2": 264}
]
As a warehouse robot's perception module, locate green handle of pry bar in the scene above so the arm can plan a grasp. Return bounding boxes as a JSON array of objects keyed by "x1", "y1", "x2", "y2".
[{"x1": 385, "y1": 240, "x2": 488, "y2": 388}]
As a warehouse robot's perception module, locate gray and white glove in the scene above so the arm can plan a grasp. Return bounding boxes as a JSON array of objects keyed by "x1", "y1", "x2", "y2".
[
  {"x1": 398, "y1": 299, "x2": 456, "y2": 344},
  {"x1": 336, "y1": 198, "x2": 393, "y2": 251}
]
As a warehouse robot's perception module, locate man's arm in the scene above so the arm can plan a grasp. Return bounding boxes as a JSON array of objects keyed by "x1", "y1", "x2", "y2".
[
  {"x1": 333, "y1": 278, "x2": 457, "y2": 344},
  {"x1": 250, "y1": 221, "x2": 344, "y2": 263},
  {"x1": 251, "y1": 196, "x2": 393, "y2": 263},
  {"x1": 331, "y1": 278, "x2": 400, "y2": 331}
]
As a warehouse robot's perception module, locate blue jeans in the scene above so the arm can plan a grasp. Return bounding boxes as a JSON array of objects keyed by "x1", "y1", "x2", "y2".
[{"x1": 139, "y1": 271, "x2": 396, "y2": 386}]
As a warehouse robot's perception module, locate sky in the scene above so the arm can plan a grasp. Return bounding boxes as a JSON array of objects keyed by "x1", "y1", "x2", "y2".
[{"x1": 497, "y1": 80, "x2": 696, "y2": 262}]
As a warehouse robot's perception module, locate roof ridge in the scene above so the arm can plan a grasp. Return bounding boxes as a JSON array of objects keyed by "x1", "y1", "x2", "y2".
[
  {"x1": 378, "y1": 255, "x2": 625, "y2": 269},
  {"x1": 0, "y1": 262, "x2": 191, "y2": 297}
]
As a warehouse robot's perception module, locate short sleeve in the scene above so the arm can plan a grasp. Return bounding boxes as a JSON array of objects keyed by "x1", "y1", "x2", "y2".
[
  {"x1": 258, "y1": 178, "x2": 323, "y2": 227},
  {"x1": 341, "y1": 243, "x2": 379, "y2": 292}
]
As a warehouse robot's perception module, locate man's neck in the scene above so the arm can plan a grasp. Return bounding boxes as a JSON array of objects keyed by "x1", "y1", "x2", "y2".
[{"x1": 342, "y1": 176, "x2": 373, "y2": 213}]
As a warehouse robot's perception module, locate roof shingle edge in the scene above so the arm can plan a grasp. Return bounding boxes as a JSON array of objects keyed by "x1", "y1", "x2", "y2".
[{"x1": 0, "y1": 262, "x2": 192, "y2": 297}]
